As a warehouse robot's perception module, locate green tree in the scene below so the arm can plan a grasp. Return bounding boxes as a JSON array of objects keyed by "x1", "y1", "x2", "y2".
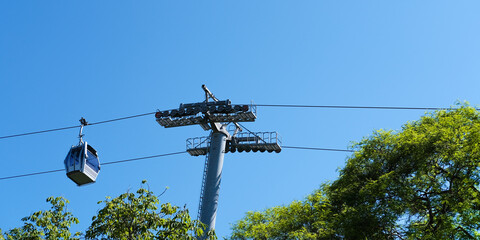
[
  {"x1": 2, "y1": 181, "x2": 216, "y2": 240},
  {"x1": 3, "y1": 197, "x2": 80, "y2": 240},
  {"x1": 230, "y1": 188, "x2": 334, "y2": 240},
  {"x1": 230, "y1": 106, "x2": 480, "y2": 239},
  {"x1": 85, "y1": 180, "x2": 216, "y2": 240}
]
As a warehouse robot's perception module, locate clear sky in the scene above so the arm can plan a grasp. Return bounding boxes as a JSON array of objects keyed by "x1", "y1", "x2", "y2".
[{"x1": 1, "y1": 1, "x2": 480, "y2": 238}]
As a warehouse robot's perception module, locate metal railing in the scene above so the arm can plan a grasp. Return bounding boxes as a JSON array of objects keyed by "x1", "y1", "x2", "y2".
[
  {"x1": 187, "y1": 136, "x2": 210, "y2": 150},
  {"x1": 233, "y1": 131, "x2": 282, "y2": 146}
]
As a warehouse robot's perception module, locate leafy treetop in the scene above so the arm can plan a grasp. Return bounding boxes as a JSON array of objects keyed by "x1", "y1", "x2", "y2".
[
  {"x1": 85, "y1": 180, "x2": 216, "y2": 240},
  {"x1": 2, "y1": 197, "x2": 80, "y2": 240},
  {"x1": 1, "y1": 180, "x2": 216, "y2": 240},
  {"x1": 230, "y1": 105, "x2": 480, "y2": 239}
]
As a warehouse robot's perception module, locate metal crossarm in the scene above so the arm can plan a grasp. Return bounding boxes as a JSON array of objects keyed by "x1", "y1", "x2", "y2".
[{"x1": 155, "y1": 102, "x2": 257, "y2": 129}]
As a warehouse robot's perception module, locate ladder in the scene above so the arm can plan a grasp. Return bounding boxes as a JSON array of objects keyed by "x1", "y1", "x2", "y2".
[{"x1": 197, "y1": 139, "x2": 211, "y2": 220}]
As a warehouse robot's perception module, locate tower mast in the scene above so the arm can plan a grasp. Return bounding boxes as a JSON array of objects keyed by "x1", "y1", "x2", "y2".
[{"x1": 155, "y1": 85, "x2": 281, "y2": 237}]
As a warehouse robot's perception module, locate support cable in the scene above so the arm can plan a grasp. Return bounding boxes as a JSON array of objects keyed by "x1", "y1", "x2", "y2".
[
  {"x1": 101, "y1": 151, "x2": 186, "y2": 166},
  {"x1": 253, "y1": 104, "x2": 468, "y2": 111},
  {"x1": 2, "y1": 104, "x2": 468, "y2": 140},
  {"x1": 0, "y1": 112, "x2": 155, "y2": 140},
  {"x1": 0, "y1": 146, "x2": 353, "y2": 182},
  {"x1": 0, "y1": 151, "x2": 186, "y2": 181},
  {"x1": 237, "y1": 123, "x2": 355, "y2": 153},
  {"x1": 282, "y1": 146, "x2": 354, "y2": 152},
  {"x1": 0, "y1": 125, "x2": 81, "y2": 140}
]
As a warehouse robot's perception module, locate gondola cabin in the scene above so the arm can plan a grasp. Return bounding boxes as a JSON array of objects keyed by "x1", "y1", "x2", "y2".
[{"x1": 64, "y1": 142, "x2": 100, "y2": 186}]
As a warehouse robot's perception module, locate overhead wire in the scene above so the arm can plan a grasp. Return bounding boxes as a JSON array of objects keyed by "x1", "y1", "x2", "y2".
[
  {"x1": 0, "y1": 146, "x2": 353, "y2": 181},
  {"x1": 282, "y1": 146, "x2": 354, "y2": 152},
  {"x1": 101, "y1": 151, "x2": 186, "y2": 166},
  {"x1": 0, "y1": 104, "x2": 471, "y2": 140},
  {"x1": 0, "y1": 169, "x2": 65, "y2": 181},
  {"x1": 0, "y1": 125, "x2": 81, "y2": 140},
  {"x1": 237, "y1": 123, "x2": 355, "y2": 153},
  {"x1": 252, "y1": 104, "x2": 471, "y2": 111},
  {"x1": 88, "y1": 112, "x2": 155, "y2": 126},
  {"x1": 0, "y1": 103, "x2": 466, "y2": 180},
  {"x1": 0, "y1": 112, "x2": 156, "y2": 140},
  {"x1": 0, "y1": 151, "x2": 186, "y2": 181}
]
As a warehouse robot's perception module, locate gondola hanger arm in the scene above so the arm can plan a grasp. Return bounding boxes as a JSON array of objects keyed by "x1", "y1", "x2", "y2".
[{"x1": 78, "y1": 117, "x2": 88, "y2": 144}]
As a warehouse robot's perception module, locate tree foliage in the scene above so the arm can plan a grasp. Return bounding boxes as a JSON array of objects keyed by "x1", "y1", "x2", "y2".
[
  {"x1": 230, "y1": 106, "x2": 480, "y2": 239},
  {"x1": 1, "y1": 181, "x2": 216, "y2": 240},
  {"x1": 2, "y1": 197, "x2": 80, "y2": 240},
  {"x1": 230, "y1": 188, "x2": 333, "y2": 239},
  {"x1": 85, "y1": 180, "x2": 215, "y2": 240}
]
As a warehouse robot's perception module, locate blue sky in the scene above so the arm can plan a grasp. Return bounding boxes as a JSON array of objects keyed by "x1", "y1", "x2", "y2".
[{"x1": 1, "y1": 1, "x2": 480, "y2": 238}]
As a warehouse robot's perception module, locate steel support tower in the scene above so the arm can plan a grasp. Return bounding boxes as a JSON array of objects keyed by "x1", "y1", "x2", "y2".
[
  {"x1": 199, "y1": 129, "x2": 227, "y2": 230},
  {"x1": 155, "y1": 85, "x2": 281, "y2": 237}
]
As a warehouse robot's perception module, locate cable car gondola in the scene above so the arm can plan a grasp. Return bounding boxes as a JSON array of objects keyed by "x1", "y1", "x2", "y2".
[{"x1": 64, "y1": 118, "x2": 100, "y2": 186}]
